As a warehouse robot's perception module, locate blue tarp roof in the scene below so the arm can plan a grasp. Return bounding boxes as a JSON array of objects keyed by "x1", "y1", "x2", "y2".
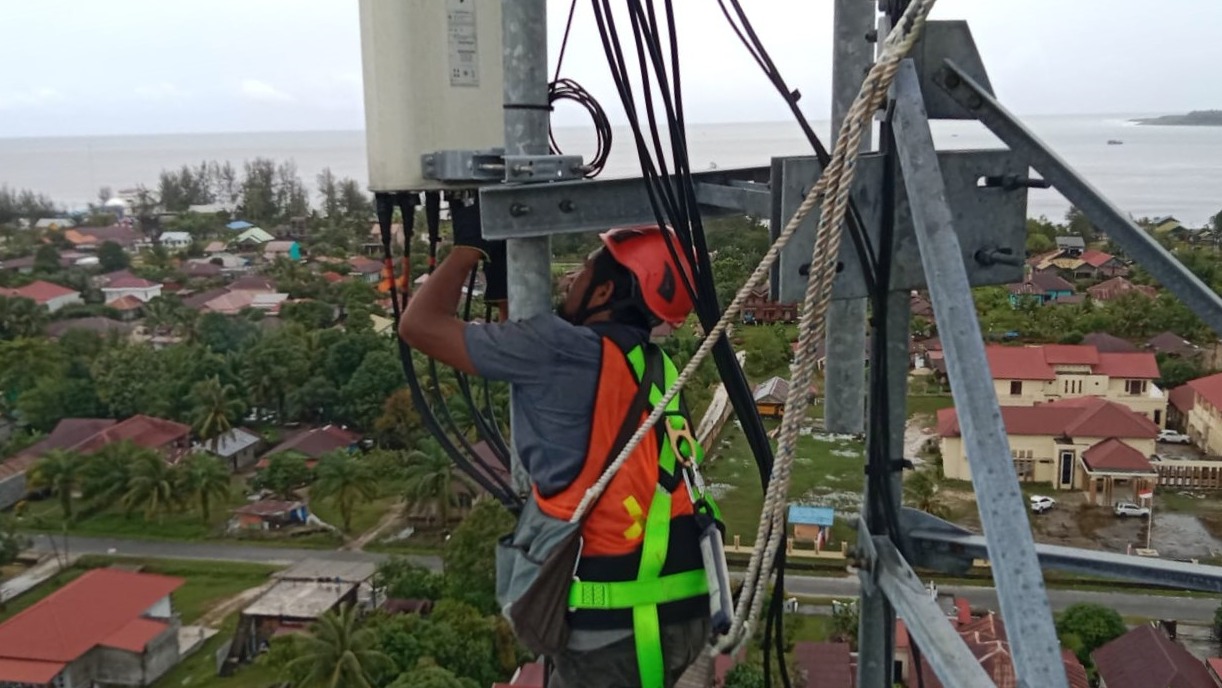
[
  {"x1": 788, "y1": 505, "x2": 835, "y2": 526},
  {"x1": 227, "y1": 220, "x2": 254, "y2": 230}
]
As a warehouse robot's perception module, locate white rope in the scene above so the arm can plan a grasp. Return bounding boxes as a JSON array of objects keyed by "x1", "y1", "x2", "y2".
[{"x1": 569, "y1": 0, "x2": 939, "y2": 650}]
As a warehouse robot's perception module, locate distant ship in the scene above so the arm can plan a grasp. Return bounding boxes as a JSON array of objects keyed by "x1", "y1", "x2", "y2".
[{"x1": 1107, "y1": 139, "x2": 1124, "y2": 145}]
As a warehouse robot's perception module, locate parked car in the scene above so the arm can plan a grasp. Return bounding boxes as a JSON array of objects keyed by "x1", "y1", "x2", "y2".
[
  {"x1": 1114, "y1": 501, "x2": 1150, "y2": 517},
  {"x1": 1158, "y1": 430, "x2": 1192, "y2": 444},
  {"x1": 1030, "y1": 495, "x2": 1055, "y2": 513}
]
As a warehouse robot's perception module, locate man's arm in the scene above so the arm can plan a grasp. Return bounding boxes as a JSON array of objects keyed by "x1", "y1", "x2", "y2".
[{"x1": 398, "y1": 246, "x2": 482, "y2": 374}]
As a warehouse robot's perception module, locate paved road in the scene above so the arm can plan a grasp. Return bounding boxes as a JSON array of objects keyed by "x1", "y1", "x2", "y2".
[
  {"x1": 25, "y1": 533, "x2": 440, "y2": 570},
  {"x1": 24, "y1": 534, "x2": 1213, "y2": 623}
]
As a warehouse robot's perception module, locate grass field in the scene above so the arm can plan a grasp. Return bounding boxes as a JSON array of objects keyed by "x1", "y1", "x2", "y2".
[{"x1": 704, "y1": 418, "x2": 865, "y2": 548}]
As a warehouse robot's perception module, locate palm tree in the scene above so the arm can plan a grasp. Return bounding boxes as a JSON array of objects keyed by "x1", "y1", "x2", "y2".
[
  {"x1": 29, "y1": 450, "x2": 81, "y2": 521},
  {"x1": 283, "y1": 603, "x2": 391, "y2": 688},
  {"x1": 122, "y1": 450, "x2": 181, "y2": 522},
  {"x1": 79, "y1": 441, "x2": 136, "y2": 511},
  {"x1": 311, "y1": 451, "x2": 378, "y2": 533},
  {"x1": 189, "y1": 375, "x2": 246, "y2": 455},
  {"x1": 177, "y1": 453, "x2": 231, "y2": 523},
  {"x1": 904, "y1": 469, "x2": 951, "y2": 519},
  {"x1": 403, "y1": 441, "x2": 471, "y2": 527}
]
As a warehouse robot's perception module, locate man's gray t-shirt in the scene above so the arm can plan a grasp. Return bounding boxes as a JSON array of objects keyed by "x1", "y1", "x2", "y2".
[
  {"x1": 463, "y1": 313, "x2": 603, "y2": 495},
  {"x1": 463, "y1": 313, "x2": 635, "y2": 650}
]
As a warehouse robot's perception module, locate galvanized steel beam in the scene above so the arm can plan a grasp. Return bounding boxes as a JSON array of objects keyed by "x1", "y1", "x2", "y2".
[{"x1": 891, "y1": 59, "x2": 1069, "y2": 688}]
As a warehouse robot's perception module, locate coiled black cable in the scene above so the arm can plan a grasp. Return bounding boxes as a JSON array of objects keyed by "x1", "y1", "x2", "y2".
[{"x1": 549, "y1": 78, "x2": 613, "y2": 178}]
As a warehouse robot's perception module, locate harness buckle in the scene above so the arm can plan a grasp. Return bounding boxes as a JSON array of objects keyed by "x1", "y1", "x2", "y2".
[{"x1": 664, "y1": 414, "x2": 698, "y2": 468}]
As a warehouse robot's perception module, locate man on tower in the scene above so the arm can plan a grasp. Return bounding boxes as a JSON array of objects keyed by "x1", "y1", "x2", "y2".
[{"x1": 399, "y1": 197, "x2": 721, "y2": 688}]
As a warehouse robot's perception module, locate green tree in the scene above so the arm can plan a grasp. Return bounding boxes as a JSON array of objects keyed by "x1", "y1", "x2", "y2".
[
  {"x1": 122, "y1": 450, "x2": 182, "y2": 522},
  {"x1": 387, "y1": 666, "x2": 472, "y2": 688},
  {"x1": 1055, "y1": 602, "x2": 1126, "y2": 666},
  {"x1": 177, "y1": 453, "x2": 231, "y2": 523},
  {"x1": 904, "y1": 469, "x2": 951, "y2": 519},
  {"x1": 341, "y1": 350, "x2": 404, "y2": 429},
  {"x1": 79, "y1": 442, "x2": 136, "y2": 510},
  {"x1": 830, "y1": 599, "x2": 860, "y2": 650},
  {"x1": 29, "y1": 450, "x2": 82, "y2": 521},
  {"x1": 195, "y1": 312, "x2": 259, "y2": 354},
  {"x1": 0, "y1": 296, "x2": 47, "y2": 340},
  {"x1": 312, "y1": 451, "x2": 379, "y2": 533},
  {"x1": 290, "y1": 375, "x2": 341, "y2": 424},
  {"x1": 91, "y1": 343, "x2": 167, "y2": 417},
  {"x1": 1156, "y1": 354, "x2": 1206, "y2": 390},
  {"x1": 190, "y1": 376, "x2": 246, "y2": 454},
  {"x1": 0, "y1": 514, "x2": 27, "y2": 566},
  {"x1": 97, "y1": 240, "x2": 129, "y2": 272},
  {"x1": 283, "y1": 603, "x2": 393, "y2": 688},
  {"x1": 403, "y1": 441, "x2": 467, "y2": 527},
  {"x1": 252, "y1": 453, "x2": 314, "y2": 499},
  {"x1": 282, "y1": 300, "x2": 335, "y2": 330},
  {"x1": 34, "y1": 244, "x2": 62, "y2": 273},
  {"x1": 442, "y1": 499, "x2": 514, "y2": 614},
  {"x1": 17, "y1": 377, "x2": 102, "y2": 432},
  {"x1": 375, "y1": 557, "x2": 446, "y2": 601},
  {"x1": 724, "y1": 663, "x2": 766, "y2": 688}
]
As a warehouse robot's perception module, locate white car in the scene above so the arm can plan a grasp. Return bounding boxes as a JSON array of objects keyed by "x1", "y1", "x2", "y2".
[
  {"x1": 1158, "y1": 430, "x2": 1192, "y2": 445},
  {"x1": 1114, "y1": 501, "x2": 1150, "y2": 517},
  {"x1": 1029, "y1": 495, "x2": 1055, "y2": 513}
]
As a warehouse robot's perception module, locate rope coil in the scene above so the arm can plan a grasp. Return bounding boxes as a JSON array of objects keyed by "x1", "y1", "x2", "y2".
[{"x1": 568, "y1": 0, "x2": 940, "y2": 653}]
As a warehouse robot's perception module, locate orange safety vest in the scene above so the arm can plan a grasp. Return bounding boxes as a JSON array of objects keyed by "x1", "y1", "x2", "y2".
[{"x1": 533, "y1": 334, "x2": 713, "y2": 633}]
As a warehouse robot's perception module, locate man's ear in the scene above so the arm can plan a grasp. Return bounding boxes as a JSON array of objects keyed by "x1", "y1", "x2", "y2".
[{"x1": 588, "y1": 280, "x2": 616, "y2": 307}]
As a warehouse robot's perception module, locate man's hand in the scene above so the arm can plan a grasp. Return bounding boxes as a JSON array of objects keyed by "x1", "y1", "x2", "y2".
[{"x1": 451, "y1": 197, "x2": 503, "y2": 260}]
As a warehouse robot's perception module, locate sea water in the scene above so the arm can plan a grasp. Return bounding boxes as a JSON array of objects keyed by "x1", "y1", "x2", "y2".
[{"x1": 1, "y1": 114, "x2": 1220, "y2": 226}]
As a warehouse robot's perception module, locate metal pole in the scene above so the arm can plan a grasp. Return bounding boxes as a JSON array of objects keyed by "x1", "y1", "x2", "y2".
[
  {"x1": 823, "y1": 0, "x2": 875, "y2": 436},
  {"x1": 501, "y1": 0, "x2": 550, "y2": 494},
  {"x1": 891, "y1": 59, "x2": 1068, "y2": 688}
]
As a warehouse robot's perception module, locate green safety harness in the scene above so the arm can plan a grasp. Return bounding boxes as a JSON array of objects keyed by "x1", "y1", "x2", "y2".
[{"x1": 567, "y1": 344, "x2": 722, "y2": 687}]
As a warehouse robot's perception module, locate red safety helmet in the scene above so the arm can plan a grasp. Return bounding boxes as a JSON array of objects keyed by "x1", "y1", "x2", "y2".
[{"x1": 598, "y1": 224, "x2": 695, "y2": 327}]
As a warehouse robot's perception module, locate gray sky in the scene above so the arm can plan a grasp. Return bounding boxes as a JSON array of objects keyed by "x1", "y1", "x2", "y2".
[{"x1": 1, "y1": 0, "x2": 1218, "y2": 138}]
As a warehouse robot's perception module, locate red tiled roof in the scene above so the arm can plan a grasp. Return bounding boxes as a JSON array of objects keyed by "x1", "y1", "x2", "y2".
[
  {"x1": 15, "y1": 418, "x2": 118, "y2": 460},
  {"x1": 73, "y1": 414, "x2": 191, "y2": 458},
  {"x1": 1170, "y1": 384, "x2": 1197, "y2": 414},
  {"x1": 938, "y1": 397, "x2": 1159, "y2": 440},
  {"x1": 1093, "y1": 624, "x2": 1219, "y2": 688},
  {"x1": 0, "y1": 569, "x2": 183, "y2": 667},
  {"x1": 985, "y1": 346, "x2": 1056, "y2": 380},
  {"x1": 13, "y1": 280, "x2": 77, "y2": 304},
  {"x1": 1189, "y1": 373, "x2": 1222, "y2": 412},
  {"x1": 1029, "y1": 270, "x2": 1076, "y2": 293},
  {"x1": 0, "y1": 658, "x2": 64, "y2": 685},
  {"x1": 1042, "y1": 344, "x2": 1099, "y2": 366},
  {"x1": 794, "y1": 642, "x2": 854, "y2": 688},
  {"x1": 1062, "y1": 650, "x2": 1091, "y2": 688},
  {"x1": 1008, "y1": 281, "x2": 1044, "y2": 296},
  {"x1": 1082, "y1": 332, "x2": 1140, "y2": 353},
  {"x1": 1148, "y1": 331, "x2": 1200, "y2": 358},
  {"x1": 1082, "y1": 438, "x2": 1155, "y2": 473},
  {"x1": 108, "y1": 294, "x2": 144, "y2": 311},
  {"x1": 1208, "y1": 657, "x2": 1222, "y2": 680},
  {"x1": 1088, "y1": 277, "x2": 1157, "y2": 301},
  {"x1": 103, "y1": 273, "x2": 159, "y2": 289},
  {"x1": 348, "y1": 256, "x2": 383, "y2": 274},
  {"x1": 264, "y1": 425, "x2": 361, "y2": 460},
  {"x1": 322, "y1": 271, "x2": 343, "y2": 283},
  {"x1": 1080, "y1": 249, "x2": 1117, "y2": 268},
  {"x1": 100, "y1": 618, "x2": 169, "y2": 652},
  {"x1": 1095, "y1": 352, "x2": 1161, "y2": 379},
  {"x1": 228, "y1": 274, "x2": 276, "y2": 291}
]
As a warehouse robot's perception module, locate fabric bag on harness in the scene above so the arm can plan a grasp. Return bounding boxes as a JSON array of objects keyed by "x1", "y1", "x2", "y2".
[{"x1": 494, "y1": 344, "x2": 660, "y2": 656}]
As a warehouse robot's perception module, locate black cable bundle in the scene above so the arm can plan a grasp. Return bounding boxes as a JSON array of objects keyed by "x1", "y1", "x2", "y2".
[
  {"x1": 375, "y1": 192, "x2": 519, "y2": 508},
  {"x1": 585, "y1": 2, "x2": 800, "y2": 684}
]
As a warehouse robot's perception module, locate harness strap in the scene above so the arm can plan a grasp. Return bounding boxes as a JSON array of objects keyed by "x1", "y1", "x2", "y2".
[{"x1": 568, "y1": 569, "x2": 707, "y2": 610}]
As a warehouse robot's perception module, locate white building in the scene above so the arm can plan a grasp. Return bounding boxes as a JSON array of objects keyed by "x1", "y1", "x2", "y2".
[
  {"x1": 158, "y1": 231, "x2": 192, "y2": 250},
  {"x1": 102, "y1": 273, "x2": 163, "y2": 304}
]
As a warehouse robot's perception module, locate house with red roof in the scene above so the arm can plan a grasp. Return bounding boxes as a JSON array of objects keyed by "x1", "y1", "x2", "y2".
[
  {"x1": 0, "y1": 415, "x2": 192, "y2": 510},
  {"x1": 257, "y1": 424, "x2": 362, "y2": 468},
  {"x1": 911, "y1": 611, "x2": 1089, "y2": 688},
  {"x1": 987, "y1": 344, "x2": 1167, "y2": 427},
  {"x1": 1093, "y1": 623, "x2": 1220, "y2": 688},
  {"x1": 1087, "y1": 276, "x2": 1158, "y2": 302},
  {"x1": 1007, "y1": 269, "x2": 1076, "y2": 306},
  {"x1": 938, "y1": 397, "x2": 1159, "y2": 502},
  {"x1": 0, "y1": 568, "x2": 185, "y2": 687},
  {"x1": 1080, "y1": 249, "x2": 1128, "y2": 279},
  {"x1": 1185, "y1": 372, "x2": 1222, "y2": 456},
  {"x1": 0, "y1": 280, "x2": 83, "y2": 313},
  {"x1": 100, "y1": 270, "x2": 163, "y2": 304}
]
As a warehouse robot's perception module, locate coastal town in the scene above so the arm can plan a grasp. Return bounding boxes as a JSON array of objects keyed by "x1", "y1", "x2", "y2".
[{"x1": 1, "y1": 158, "x2": 1222, "y2": 687}]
